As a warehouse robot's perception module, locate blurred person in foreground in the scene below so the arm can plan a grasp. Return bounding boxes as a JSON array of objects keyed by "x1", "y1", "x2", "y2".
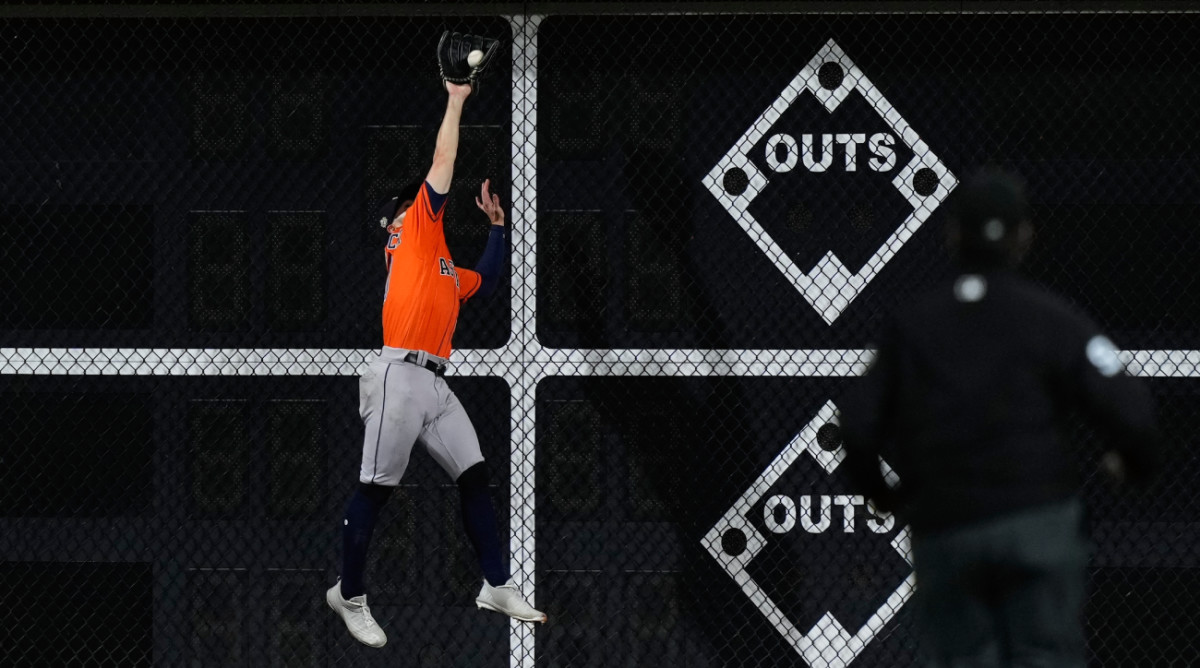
[{"x1": 840, "y1": 169, "x2": 1163, "y2": 667}]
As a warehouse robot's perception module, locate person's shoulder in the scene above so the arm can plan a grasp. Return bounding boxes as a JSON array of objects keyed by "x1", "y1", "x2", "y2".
[
  {"x1": 890, "y1": 272, "x2": 1084, "y2": 324},
  {"x1": 1002, "y1": 274, "x2": 1082, "y2": 315},
  {"x1": 1001, "y1": 274, "x2": 1099, "y2": 335},
  {"x1": 420, "y1": 181, "x2": 448, "y2": 219}
]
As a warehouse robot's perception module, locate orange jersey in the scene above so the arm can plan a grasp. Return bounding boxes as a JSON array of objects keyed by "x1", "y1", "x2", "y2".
[{"x1": 381, "y1": 183, "x2": 481, "y2": 357}]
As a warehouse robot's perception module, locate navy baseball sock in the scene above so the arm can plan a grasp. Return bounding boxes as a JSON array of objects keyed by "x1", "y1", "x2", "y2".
[
  {"x1": 340, "y1": 483, "x2": 393, "y2": 599},
  {"x1": 457, "y1": 463, "x2": 510, "y2": 587}
]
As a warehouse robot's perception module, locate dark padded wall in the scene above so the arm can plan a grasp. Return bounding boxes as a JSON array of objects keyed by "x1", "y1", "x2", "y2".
[{"x1": 0, "y1": 7, "x2": 1195, "y2": 667}]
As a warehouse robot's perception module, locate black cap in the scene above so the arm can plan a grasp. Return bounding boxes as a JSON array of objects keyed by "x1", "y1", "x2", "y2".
[
  {"x1": 948, "y1": 168, "x2": 1031, "y2": 266},
  {"x1": 377, "y1": 196, "x2": 401, "y2": 229},
  {"x1": 376, "y1": 180, "x2": 424, "y2": 228}
]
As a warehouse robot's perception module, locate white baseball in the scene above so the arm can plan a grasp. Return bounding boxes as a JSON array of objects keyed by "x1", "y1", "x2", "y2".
[{"x1": 467, "y1": 49, "x2": 484, "y2": 68}]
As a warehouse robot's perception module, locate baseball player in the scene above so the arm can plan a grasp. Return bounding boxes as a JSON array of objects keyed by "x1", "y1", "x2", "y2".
[{"x1": 326, "y1": 80, "x2": 545, "y2": 649}]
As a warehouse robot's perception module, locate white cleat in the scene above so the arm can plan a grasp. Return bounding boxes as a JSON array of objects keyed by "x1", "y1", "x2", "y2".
[
  {"x1": 476, "y1": 579, "x2": 548, "y2": 623},
  {"x1": 326, "y1": 582, "x2": 387, "y2": 647}
]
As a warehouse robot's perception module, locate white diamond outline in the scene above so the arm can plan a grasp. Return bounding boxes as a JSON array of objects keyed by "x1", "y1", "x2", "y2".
[
  {"x1": 701, "y1": 400, "x2": 915, "y2": 668},
  {"x1": 702, "y1": 39, "x2": 958, "y2": 325}
]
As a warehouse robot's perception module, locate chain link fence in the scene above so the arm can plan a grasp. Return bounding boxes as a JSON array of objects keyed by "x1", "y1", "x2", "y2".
[{"x1": 1, "y1": 3, "x2": 1197, "y2": 667}]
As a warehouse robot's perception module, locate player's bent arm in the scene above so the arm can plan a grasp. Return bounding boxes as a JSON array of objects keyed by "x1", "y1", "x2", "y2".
[
  {"x1": 1057, "y1": 319, "x2": 1163, "y2": 486},
  {"x1": 426, "y1": 86, "x2": 469, "y2": 195},
  {"x1": 1074, "y1": 352, "x2": 1164, "y2": 485},
  {"x1": 470, "y1": 226, "x2": 506, "y2": 299},
  {"x1": 462, "y1": 178, "x2": 506, "y2": 299}
]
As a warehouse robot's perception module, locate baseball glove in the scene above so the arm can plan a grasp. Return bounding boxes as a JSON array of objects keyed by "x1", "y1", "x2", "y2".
[{"x1": 437, "y1": 31, "x2": 500, "y2": 94}]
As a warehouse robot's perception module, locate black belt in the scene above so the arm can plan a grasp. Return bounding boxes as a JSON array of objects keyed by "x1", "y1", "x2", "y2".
[{"x1": 404, "y1": 352, "x2": 446, "y2": 376}]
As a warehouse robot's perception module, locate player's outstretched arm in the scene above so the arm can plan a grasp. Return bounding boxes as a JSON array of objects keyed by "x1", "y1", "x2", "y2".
[{"x1": 426, "y1": 82, "x2": 471, "y2": 195}]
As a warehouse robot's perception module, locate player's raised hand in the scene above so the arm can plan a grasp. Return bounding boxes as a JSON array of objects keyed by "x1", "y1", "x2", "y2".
[
  {"x1": 475, "y1": 179, "x2": 504, "y2": 226},
  {"x1": 445, "y1": 81, "x2": 472, "y2": 100}
]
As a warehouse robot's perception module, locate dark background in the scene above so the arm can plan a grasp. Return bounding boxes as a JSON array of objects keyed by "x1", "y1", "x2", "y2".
[{"x1": 0, "y1": 5, "x2": 1196, "y2": 667}]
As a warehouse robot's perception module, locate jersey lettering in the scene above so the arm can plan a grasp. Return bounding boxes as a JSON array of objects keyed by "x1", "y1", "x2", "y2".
[
  {"x1": 438, "y1": 257, "x2": 460, "y2": 289},
  {"x1": 386, "y1": 232, "x2": 401, "y2": 250}
]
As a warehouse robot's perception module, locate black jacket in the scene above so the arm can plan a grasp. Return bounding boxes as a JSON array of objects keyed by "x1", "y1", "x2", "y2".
[{"x1": 840, "y1": 270, "x2": 1162, "y2": 534}]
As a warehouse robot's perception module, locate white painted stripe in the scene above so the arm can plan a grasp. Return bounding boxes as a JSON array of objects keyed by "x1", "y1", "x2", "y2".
[
  {"x1": 3, "y1": 347, "x2": 1196, "y2": 378},
  {"x1": 535, "y1": 348, "x2": 874, "y2": 377},
  {"x1": 0, "y1": 347, "x2": 375, "y2": 376},
  {"x1": 508, "y1": 14, "x2": 542, "y2": 668},
  {"x1": 1122, "y1": 350, "x2": 1200, "y2": 377}
]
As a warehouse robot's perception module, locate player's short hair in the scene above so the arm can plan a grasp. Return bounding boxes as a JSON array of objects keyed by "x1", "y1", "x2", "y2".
[
  {"x1": 376, "y1": 179, "x2": 425, "y2": 228},
  {"x1": 947, "y1": 168, "x2": 1030, "y2": 266}
]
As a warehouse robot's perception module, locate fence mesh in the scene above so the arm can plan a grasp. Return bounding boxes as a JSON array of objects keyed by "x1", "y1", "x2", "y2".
[{"x1": 0, "y1": 5, "x2": 1197, "y2": 668}]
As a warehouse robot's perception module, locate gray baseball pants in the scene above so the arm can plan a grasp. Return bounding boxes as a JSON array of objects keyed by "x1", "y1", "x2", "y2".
[{"x1": 358, "y1": 347, "x2": 484, "y2": 485}]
